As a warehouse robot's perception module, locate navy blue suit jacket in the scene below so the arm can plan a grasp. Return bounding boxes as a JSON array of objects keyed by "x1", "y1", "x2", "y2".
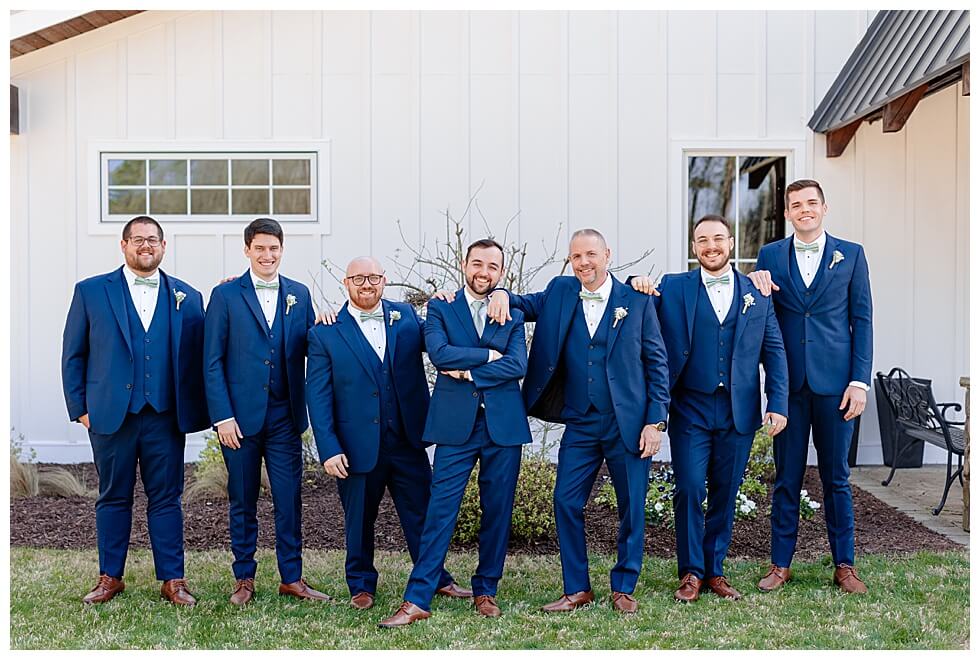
[
  {"x1": 654, "y1": 269, "x2": 789, "y2": 434},
  {"x1": 203, "y1": 271, "x2": 315, "y2": 436},
  {"x1": 509, "y1": 275, "x2": 670, "y2": 452},
  {"x1": 61, "y1": 266, "x2": 209, "y2": 435},
  {"x1": 306, "y1": 300, "x2": 431, "y2": 473},
  {"x1": 755, "y1": 234, "x2": 873, "y2": 396},
  {"x1": 423, "y1": 292, "x2": 532, "y2": 447}
]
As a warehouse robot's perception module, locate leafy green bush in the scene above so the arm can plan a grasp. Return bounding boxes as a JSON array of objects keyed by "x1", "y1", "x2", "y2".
[{"x1": 453, "y1": 456, "x2": 557, "y2": 545}]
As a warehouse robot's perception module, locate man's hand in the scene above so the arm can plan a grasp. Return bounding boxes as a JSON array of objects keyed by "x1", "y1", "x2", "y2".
[
  {"x1": 630, "y1": 276, "x2": 660, "y2": 296},
  {"x1": 430, "y1": 290, "x2": 456, "y2": 303},
  {"x1": 323, "y1": 453, "x2": 349, "y2": 479},
  {"x1": 639, "y1": 424, "x2": 662, "y2": 458},
  {"x1": 314, "y1": 305, "x2": 338, "y2": 326},
  {"x1": 440, "y1": 369, "x2": 466, "y2": 380},
  {"x1": 218, "y1": 275, "x2": 236, "y2": 284},
  {"x1": 217, "y1": 419, "x2": 243, "y2": 450},
  {"x1": 762, "y1": 412, "x2": 788, "y2": 436},
  {"x1": 839, "y1": 385, "x2": 867, "y2": 421},
  {"x1": 489, "y1": 349, "x2": 503, "y2": 361},
  {"x1": 487, "y1": 290, "x2": 511, "y2": 325},
  {"x1": 747, "y1": 270, "x2": 779, "y2": 297},
  {"x1": 77, "y1": 414, "x2": 90, "y2": 430}
]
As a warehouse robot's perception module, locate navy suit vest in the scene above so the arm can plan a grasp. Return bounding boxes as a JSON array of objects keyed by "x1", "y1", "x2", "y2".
[
  {"x1": 265, "y1": 296, "x2": 289, "y2": 401},
  {"x1": 680, "y1": 279, "x2": 738, "y2": 394},
  {"x1": 123, "y1": 281, "x2": 175, "y2": 414},
  {"x1": 351, "y1": 320, "x2": 405, "y2": 442},
  {"x1": 562, "y1": 302, "x2": 614, "y2": 414}
]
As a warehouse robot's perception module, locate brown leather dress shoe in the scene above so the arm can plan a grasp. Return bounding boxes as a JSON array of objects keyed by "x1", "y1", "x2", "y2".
[
  {"x1": 435, "y1": 582, "x2": 473, "y2": 599},
  {"x1": 279, "y1": 578, "x2": 330, "y2": 601},
  {"x1": 674, "y1": 573, "x2": 702, "y2": 603},
  {"x1": 230, "y1": 578, "x2": 255, "y2": 606},
  {"x1": 82, "y1": 574, "x2": 125, "y2": 605},
  {"x1": 833, "y1": 564, "x2": 868, "y2": 594},
  {"x1": 703, "y1": 576, "x2": 742, "y2": 600},
  {"x1": 160, "y1": 578, "x2": 197, "y2": 606},
  {"x1": 757, "y1": 565, "x2": 792, "y2": 592},
  {"x1": 541, "y1": 590, "x2": 595, "y2": 612},
  {"x1": 474, "y1": 595, "x2": 502, "y2": 617},
  {"x1": 350, "y1": 592, "x2": 375, "y2": 610},
  {"x1": 611, "y1": 591, "x2": 639, "y2": 614},
  {"x1": 378, "y1": 601, "x2": 431, "y2": 628}
]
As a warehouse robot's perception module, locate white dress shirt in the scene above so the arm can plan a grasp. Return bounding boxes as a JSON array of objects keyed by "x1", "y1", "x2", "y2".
[
  {"x1": 348, "y1": 301, "x2": 386, "y2": 361},
  {"x1": 794, "y1": 231, "x2": 826, "y2": 289},
  {"x1": 123, "y1": 267, "x2": 160, "y2": 332},
  {"x1": 700, "y1": 266, "x2": 735, "y2": 324},
  {"x1": 251, "y1": 271, "x2": 280, "y2": 329},
  {"x1": 579, "y1": 274, "x2": 614, "y2": 339}
]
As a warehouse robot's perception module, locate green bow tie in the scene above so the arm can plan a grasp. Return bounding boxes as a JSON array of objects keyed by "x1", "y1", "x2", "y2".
[
  {"x1": 133, "y1": 276, "x2": 158, "y2": 288},
  {"x1": 795, "y1": 241, "x2": 819, "y2": 253},
  {"x1": 255, "y1": 280, "x2": 279, "y2": 290},
  {"x1": 360, "y1": 311, "x2": 384, "y2": 322},
  {"x1": 705, "y1": 274, "x2": 730, "y2": 288},
  {"x1": 579, "y1": 290, "x2": 604, "y2": 302}
]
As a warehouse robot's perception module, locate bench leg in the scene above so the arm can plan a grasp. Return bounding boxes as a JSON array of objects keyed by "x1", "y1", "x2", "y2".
[
  {"x1": 933, "y1": 453, "x2": 959, "y2": 515},
  {"x1": 957, "y1": 455, "x2": 964, "y2": 487}
]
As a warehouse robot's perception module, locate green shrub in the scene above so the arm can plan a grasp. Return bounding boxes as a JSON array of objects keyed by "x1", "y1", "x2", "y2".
[
  {"x1": 186, "y1": 431, "x2": 271, "y2": 501},
  {"x1": 453, "y1": 456, "x2": 556, "y2": 545}
]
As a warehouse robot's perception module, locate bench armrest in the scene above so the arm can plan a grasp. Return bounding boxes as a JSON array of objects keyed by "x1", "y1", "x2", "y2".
[{"x1": 937, "y1": 402, "x2": 965, "y2": 426}]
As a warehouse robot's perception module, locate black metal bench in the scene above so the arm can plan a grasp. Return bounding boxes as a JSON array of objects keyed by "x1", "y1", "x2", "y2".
[{"x1": 877, "y1": 367, "x2": 966, "y2": 515}]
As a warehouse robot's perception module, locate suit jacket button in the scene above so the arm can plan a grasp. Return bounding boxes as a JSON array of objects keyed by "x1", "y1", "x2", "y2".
[
  {"x1": 548, "y1": 365, "x2": 555, "y2": 371},
  {"x1": 804, "y1": 312, "x2": 811, "y2": 318},
  {"x1": 264, "y1": 359, "x2": 270, "y2": 365},
  {"x1": 683, "y1": 351, "x2": 689, "y2": 356},
  {"x1": 801, "y1": 339, "x2": 806, "y2": 344},
  {"x1": 373, "y1": 391, "x2": 379, "y2": 397},
  {"x1": 472, "y1": 392, "x2": 479, "y2": 398},
  {"x1": 126, "y1": 384, "x2": 132, "y2": 389},
  {"x1": 373, "y1": 418, "x2": 379, "y2": 424}
]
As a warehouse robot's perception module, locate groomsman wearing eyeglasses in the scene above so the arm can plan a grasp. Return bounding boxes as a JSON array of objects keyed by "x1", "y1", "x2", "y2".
[
  {"x1": 748, "y1": 179, "x2": 873, "y2": 594},
  {"x1": 62, "y1": 216, "x2": 210, "y2": 606},
  {"x1": 204, "y1": 217, "x2": 328, "y2": 605},
  {"x1": 305, "y1": 257, "x2": 471, "y2": 610}
]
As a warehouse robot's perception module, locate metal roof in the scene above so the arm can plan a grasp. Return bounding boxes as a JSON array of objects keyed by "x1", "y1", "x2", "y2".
[{"x1": 809, "y1": 10, "x2": 970, "y2": 133}]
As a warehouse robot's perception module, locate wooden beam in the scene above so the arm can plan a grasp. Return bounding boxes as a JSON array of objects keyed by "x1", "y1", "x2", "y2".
[
  {"x1": 883, "y1": 84, "x2": 929, "y2": 133},
  {"x1": 825, "y1": 119, "x2": 862, "y2": 158},
  {"x1": 10, "y1": 85, "x2": 19, "y2": 135},
  {"x1": 963, "y1": 61, "x2": 970, "y2": 96}
]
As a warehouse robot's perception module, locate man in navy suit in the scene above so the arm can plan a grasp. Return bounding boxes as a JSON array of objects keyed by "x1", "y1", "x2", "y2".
[
  {"x1": 379, "y1": 239, "x2": 532, "y2": 627},
  {"x1": 749, "y1": 179, "x2": 873, "y2": 594},
  {"x1": 62, "y1": 215, "x2": 209, "y2": 606},
  {"x1": 484, "y1": 229, "x2": 671, "y2": 614},
  {"x1": 204, "y1": 217, "x2": 328, "y2": 605},
  {"x1": 653, "y1": 215, "x2": 788, "y2": 602},
  {"x1": 305, "y1": 256, "x2": 471, "y2": 610}
]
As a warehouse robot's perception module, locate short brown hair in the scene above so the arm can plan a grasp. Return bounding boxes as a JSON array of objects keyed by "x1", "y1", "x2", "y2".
[
  {"x1": 122, "y1": 216, "x2": 164, "y2": 241},
  {"x1": 785, "y1": 179, "x2": 825, "y2": 206},
  {"x1": 692, "y1": 214, "x2": 732, "y2": 237},
  {"x1": 465, "y1": 238, "x2": 505, "y2": 268}
]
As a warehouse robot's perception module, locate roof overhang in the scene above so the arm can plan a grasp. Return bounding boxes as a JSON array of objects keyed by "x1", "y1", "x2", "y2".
[{"x1": 10, "y1": 10, "x2": 143, "y2": 59}]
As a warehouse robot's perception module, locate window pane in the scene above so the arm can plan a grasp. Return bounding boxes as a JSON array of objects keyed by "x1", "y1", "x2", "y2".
[
  {"x1": 273, "y1": 189, "x2": 310, "y2": 214},
  {"x1": 232, "y1": 188, "x2": 269, "y2": 214},
  {"x1": 738, "y1": 157, "x2": 786, "y2": 260},
  {"x1": 737, "y1": 261, "x2": 756, "y2": 275},
  {"x1": 688, "y1": 156, "x2": 735, "y2": 259},
  {"x1": 272, "y1": 159, "x2": 311, "y2": 185},
  {"x1": 232, "y1": 159, "x2": 269, "y2": 185},
  {"x1": 191, "y1": 188, "x2": 229, "y2": 214},
  {"x1": 149, "y1": 160, "x2": 187, "y2": 186},
  {"x1": 108, "y1": 188, "x2": 146, "y2": 214},
  {"x1": 190, "y1": 160, "x2": 228, "y2": 185},
  {"x1": 150, "y1": 189, "x2": 187, "y2": 214},
  {"x1": 108, "y1": 159, "x2": 145, "y2": 186}
]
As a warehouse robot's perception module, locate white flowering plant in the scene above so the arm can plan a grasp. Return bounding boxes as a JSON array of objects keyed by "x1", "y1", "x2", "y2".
[{"x1": 799, "y1": 489, "x2": 822, "y2": 520}]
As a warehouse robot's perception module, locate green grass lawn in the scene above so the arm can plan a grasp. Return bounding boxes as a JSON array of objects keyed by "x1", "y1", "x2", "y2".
[{"x1": 9, "y1": 547, "x2": 969, "y2": 649}]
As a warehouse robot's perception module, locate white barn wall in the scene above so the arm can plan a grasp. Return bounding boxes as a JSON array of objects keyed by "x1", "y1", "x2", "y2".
[{"x1": 9, "y1": 9, "x2": 965, "y2": 465}]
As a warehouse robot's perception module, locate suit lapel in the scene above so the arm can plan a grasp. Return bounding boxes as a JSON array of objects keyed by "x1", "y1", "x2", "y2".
[
  {"x1": 105, "y1": 267, "x2": 133, "y2": 355},
  {"x1": 605, "y1": 277, "x2": 630, "y2": 354},
  {"x1": 451, "y1": 290, "x2": 482, "y2": 345},
  {"x1": 556, "y1": 281, "x2": 579, "y2": 348},
  {"x1": 781, "y1": 237, "x2": 806, "y2": 307},
  {"x1": 336, "y1": 303, "x2": 381, "y2": 383},
  {"x1": 808, "y1": 233, "x2": 841, "y2": 306},
  {"x1": 733, "y1": 272, "x2": 751, "y2": 348},
  {"x1": 382, "y1": 300, "x2": 399, "y2": 359},
  {"x1": 160, "y1": 271, "x2": 183, "y2": 376},
  {"x1": 239, "y1": 272, "x2": 270, "y2": 334},
  {"x1": 280, "y1": 276, "x2": 294, "y2": 353},
  {"x1": 682, "y1": 269, "x2": 699, "y2": 343}
]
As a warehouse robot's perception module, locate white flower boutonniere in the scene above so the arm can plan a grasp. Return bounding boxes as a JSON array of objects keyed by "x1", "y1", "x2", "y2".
[
  {"x1": 173, "y1": 289, "x2": 186, "y2": 311},
  {"x1": 742, "y1": 293, "x2": 755, "y2": 315},
  {"x1": 829, "y1": 250, "x2": 845, "y2": 270},
  {"x1": 389, "y1": 310, "x2": 401, "y2": 326},
  {"x1": 285, "y1": 294, "x2": 297, "y2": 315},
  {"x1": 612, "y1": 307, "x2": 628, "y2": 328}
]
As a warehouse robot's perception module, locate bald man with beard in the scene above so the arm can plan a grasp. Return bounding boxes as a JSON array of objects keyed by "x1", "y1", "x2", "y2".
[{"x1": 305, "y1": 257, "x2": 470, "y2": 610}]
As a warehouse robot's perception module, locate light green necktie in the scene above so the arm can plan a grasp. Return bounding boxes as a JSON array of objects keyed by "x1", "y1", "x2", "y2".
[
  {"x1": 360, "y1": 311, "x2": 384, "y2": 322},
  {"x1": 470, "y1": 299, "x2": 486, "y2": 337},
  {"x1": 133, "y1": 276, "x2": 158, "y2": 288},
  {"x1": 705, "y1": 274, "x2": 730, "y2": 289},
  {"x1": 255, "y1": 280, "x2": 279, "y2": 290},
  {"x1": 795, "y1": 241, "x2": 819, "y2": 253},
  {"x1": 579, "y1": 290, "x2": 603, "y2": 302}
]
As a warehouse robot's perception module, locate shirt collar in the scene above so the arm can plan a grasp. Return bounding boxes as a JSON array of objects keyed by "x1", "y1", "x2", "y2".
[
  {"x1": 124, "y1": 266, "x2": 158, "y2": 286},
  {"x1": 463, "y1": 287, "x2": 488, "y2": 308},
  {"x1": 580, "y1": 273, "x2": 613, "y2": 301},
  {"x1": 794, "y1": 231, "x2": 826, "y2": 250},
  {"x1": 250, "y1": 270, "x2": 280, "y2": 289},
  {"x1": 347, "y1": 300, "x2": 382, "y2": 322},
  {"x1": 700, "y1": 265, "x2": 733, "y2": 287}
]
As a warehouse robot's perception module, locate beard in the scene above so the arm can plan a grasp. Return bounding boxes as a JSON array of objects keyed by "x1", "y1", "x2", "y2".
[
  {"x1": 126, "y1": 251, "x2": 163, "y2": 274},
  {"x1": 466, "y1": 274, "x2": 496, "y2": 295}
]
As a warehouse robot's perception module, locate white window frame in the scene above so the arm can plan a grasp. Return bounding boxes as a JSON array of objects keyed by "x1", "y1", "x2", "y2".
[{"x1": 86, "y1": 140, "x2": 331, "y2": 236}]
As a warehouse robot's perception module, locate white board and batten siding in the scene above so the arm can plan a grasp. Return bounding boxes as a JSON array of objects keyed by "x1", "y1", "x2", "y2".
[{"x1": 10, "y1": 10, "x2": 968, "y2": 464}]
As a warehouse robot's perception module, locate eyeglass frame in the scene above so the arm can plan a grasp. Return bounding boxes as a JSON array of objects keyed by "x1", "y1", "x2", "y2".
[
  {"x1": 126, "y1": 236, "x2": 163, "y2": 248},
  {"x1": 344, "y1": 273, "x2": 385, "y2": 286}
]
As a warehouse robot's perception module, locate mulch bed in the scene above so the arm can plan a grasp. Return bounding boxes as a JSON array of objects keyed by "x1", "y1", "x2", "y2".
[{"x1": 10, "y1": 462, "x2": 961, "y2": 560}]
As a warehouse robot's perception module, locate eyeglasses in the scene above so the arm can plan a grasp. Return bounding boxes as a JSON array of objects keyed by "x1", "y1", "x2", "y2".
[
  {"x1": 345, "y1": 274, "x2": 384, "y2": 286},
  {"x1": 127, "y1": 236, "x2": 162, "y2": 248}
]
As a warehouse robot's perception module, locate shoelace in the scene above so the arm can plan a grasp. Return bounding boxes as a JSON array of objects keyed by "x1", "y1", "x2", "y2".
[{"x1": 97, "y1": 575, "x2": 116, "y2": 590}]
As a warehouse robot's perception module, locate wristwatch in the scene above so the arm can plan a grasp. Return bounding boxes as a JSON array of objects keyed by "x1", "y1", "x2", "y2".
[{"x1": 652, "y1": 421, "x2": 666, "y2": 432}]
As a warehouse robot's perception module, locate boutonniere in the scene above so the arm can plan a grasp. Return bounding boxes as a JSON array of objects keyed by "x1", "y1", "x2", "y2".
[
  {"x1": 285, "y1": 294, "x2": 297, "y2": 314},
  {"x1": 612, "y1": 307, "x2": 628, "y2": 328},
  {"x1": 173, "y1": 289, "x2": 186, "y2": 311},
  {"x1": 389, "y1": 310, "x2": 401, "y2": 326},
  {"x1": 829, "y1": 250, "x2": 845, "y2": 269},
  {"x1": 741, "y1": 293, "x2": 755, "y2": 315}
]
